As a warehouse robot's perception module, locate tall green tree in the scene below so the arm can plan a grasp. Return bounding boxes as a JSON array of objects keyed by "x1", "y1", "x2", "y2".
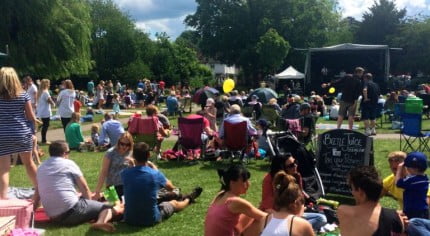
[
  {"x1": 391, "y1": 19, "x2": 430, "y2": 74},
  {"x1": 0, "y1": 0, "x2": 92, "y2": 77},
  {"x1": 355, "y1": 0, "x2": 406, "y2": 44},
  {"x1": 255, "y1": 29, "x2": 290, "y2": 75},
  {"x1": 89, "y1": 0, "x2": 150, "y2": 82},
  {"x1": 186, "y1": 0, "x2": 339, "y2": 83}
]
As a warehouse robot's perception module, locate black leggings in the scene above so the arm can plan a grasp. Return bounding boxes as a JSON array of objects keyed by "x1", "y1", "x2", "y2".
[
  {"x1": 61, "y1": 117, "x2": 71, "y2": 132},
  {"x1": 41, "y1": 118, "x2": 50, "y2": 143}
]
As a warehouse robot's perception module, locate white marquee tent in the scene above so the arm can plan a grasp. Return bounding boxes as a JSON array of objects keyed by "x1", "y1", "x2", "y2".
[{"x1": 275, "y1": 66, "x2": 305, "y2": 79}]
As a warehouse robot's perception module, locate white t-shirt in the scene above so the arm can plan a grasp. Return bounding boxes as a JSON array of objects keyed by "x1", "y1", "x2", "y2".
[
  {"x1": 330, "y1": 105, "x2": 340, "y2": 119},
  {"x1": 57, "y1": 89, "x2": 76, "y2": 118},
  {"x1": 36, "y1": 91, "x2": 52, "y2": 118},
  {"x1": 27, "y1": 84, "x2": 38, "y2": 105},
  {"x1": 37, "y1": 157, "x2": 83, "y2": 217}
]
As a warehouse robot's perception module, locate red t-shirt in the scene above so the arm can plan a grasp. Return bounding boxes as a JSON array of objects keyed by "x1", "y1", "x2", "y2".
[
  {"x1": 74, "y1": 100, "x2": 82, "y2": 113},
  {"x1": 187, "y1": 114, "x2": 210, "y2": 128}
]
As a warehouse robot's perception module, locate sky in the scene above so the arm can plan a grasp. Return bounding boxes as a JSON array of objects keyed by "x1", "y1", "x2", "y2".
[{"x1": 112, "y1": 0, "x2": 430, "y2": 40}]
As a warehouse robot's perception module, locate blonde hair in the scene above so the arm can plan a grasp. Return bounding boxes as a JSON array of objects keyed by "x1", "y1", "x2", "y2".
[
  {"x1": 273, "y1": 171, "x2": 303, "y2": 211},
  {"x1": 387, "y1": 151, "x2": 406, "y2": 160},
  {"x1": 269, "y1": 98, "x2": 277, "y2": 105},
  {"x1": 37, "y1": 79, "x2": 51, "y2": 99},
  {"x1": 70, "y1": 112, "x2": 81, "y2": 123},
  {"x1": 0, "y1": 67, "x2": 24, "y2": 99},
  {"x1": 91, "y1": 123, "x2": 100, "y2": 133},
  {"x1": 64, "y1": 79, "x2": 74, "y2": 90},
  {"x1": 115, "y1": 132, "x2": 134, "y2": 150}
]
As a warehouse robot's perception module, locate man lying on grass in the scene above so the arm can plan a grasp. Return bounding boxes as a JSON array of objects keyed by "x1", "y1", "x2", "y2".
[
  {"x1": 121, "y1": 142, "x2": 203, "y2": 227},
  {"x1": 36, "y1": 140, "x2": 122, "y2": 232}
]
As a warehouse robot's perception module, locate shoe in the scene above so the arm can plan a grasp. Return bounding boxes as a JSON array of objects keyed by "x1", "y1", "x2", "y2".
[
  {"x1": 371, "y1": 128, "x2": 376, "y2": 136},
  {"x1": 157, "y1": 153, "x2": 162, "y2": 160},
  {"x1": 184, "y1": 187, "x2": 203, "y2": 204},
  {"x1": 364, "y1": 128, "x2": 372, "y2": 136}
]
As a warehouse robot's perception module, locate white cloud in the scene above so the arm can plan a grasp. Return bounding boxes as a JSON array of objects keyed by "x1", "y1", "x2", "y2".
[
  {"x1": 338, "y1": 0, "x2": 430, "y2": 19},
  {"x1": 135, "y1": 14, "x2": 190, "y2": 39}
]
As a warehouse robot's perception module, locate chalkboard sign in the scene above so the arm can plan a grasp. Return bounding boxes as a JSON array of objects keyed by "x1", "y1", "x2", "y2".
[{"x1": 317, "y1": 129, "x2": 373, "y2": 196}]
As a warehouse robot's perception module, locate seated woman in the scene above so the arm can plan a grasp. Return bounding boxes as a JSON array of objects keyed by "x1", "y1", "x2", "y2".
[
  {"x1": 93, "y1": 132, "x2": 134, "y2": 200},
  {"x1": 259, "y1": 154, "x2": 327, "y2": 232},
  {"x1": 245, "y1": 171, "x2": 314, "y2": 236},
  {"x1": 205, "y1": 165, "x2": 267, "y2": 236},
  {"x1": 338, "y1": 166, "x2": 404, "y2": 236},
  {"x1": 65, "y1": 112, "x2": 84, "y2": 150}
]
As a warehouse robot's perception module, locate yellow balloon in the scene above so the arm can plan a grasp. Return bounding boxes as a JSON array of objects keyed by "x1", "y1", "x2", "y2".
[
  {"x1": 329, "y1": 87, "x2": 336, "y2": 94},
  {"x1": 223, "y1": 79, "x2": 235, "y2": 93}
]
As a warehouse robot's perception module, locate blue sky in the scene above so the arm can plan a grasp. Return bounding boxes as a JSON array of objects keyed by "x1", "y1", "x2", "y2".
[{"x1": 112, "y1": 0, "x2": 430, "y2": 39}]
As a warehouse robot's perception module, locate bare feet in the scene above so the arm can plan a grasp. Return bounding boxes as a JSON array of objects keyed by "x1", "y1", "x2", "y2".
[{"x1": 91, "y1": 223, "x2": 116, "y2": 232}]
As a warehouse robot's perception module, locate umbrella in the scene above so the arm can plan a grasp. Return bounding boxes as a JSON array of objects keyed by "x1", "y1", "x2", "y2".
[
  {"x1": 192, "y1": 86, "x2": 219, "y2": 104},
  {"x1": 248, "y1": 88, "x2": 278, "y2": 104}
]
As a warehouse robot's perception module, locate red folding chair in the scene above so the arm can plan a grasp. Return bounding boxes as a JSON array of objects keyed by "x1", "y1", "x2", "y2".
[
  {"x1": 128, "y1": 115, "x2": 160, "y2": 160},
  {"x1": 178, "y1": 117, "x2": 205, "y2": 160},
  {"x1": 223, "y1": 121, "x2": 248, "y2": 162}
]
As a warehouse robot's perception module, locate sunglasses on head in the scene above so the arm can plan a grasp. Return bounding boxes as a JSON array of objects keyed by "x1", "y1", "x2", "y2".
[
  {"x1": 119, "y1": 142, "x2": 131, "y2": 147},
  {"x1": 285, "y1": 160, "x2": 298, "y2": 169}
]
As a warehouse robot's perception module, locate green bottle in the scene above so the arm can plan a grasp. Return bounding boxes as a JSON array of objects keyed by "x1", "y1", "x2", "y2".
[{"x1": 103, "y1": 186, "x2": 119, "y2": 204}]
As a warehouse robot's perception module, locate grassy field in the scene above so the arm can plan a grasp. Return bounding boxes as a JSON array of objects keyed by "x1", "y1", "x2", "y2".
[{"x1": 9, "y1": 137, "x2": 427, "y2": 236}]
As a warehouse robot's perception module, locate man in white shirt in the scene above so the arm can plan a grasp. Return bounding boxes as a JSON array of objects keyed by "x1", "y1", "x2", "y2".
[
  {"x1": 25, "y1": 76, "x2": 38, "y2": 110},
  {"x1": 36, "y1": 140, "x2": 123, "y2": 232}
]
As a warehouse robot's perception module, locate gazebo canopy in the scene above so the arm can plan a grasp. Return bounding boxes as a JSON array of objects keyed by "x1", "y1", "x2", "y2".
[{"x1": 275, "y1": 66, "x2": 305, "y2": 79}]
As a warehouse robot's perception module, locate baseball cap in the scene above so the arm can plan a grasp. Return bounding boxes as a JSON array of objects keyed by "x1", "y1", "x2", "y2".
[
  {"x1": 404, "y1": 152, "x2": 428, "y2": 171},
  {"x1": 300, "y1": 103, "x2": 311, "y2": 111}
]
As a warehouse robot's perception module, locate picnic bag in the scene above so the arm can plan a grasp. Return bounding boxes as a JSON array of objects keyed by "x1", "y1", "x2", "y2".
[{"x1": 0, "y1": 199, "x2": 33, "y2": 228}]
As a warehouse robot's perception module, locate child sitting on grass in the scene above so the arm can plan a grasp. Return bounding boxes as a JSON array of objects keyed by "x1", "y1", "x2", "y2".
[
  {"x1": 396, "y1": 151, "x2": 429, "y2": 219},
  {"x1": 91, "y1": 124, "x2": 100, "y2": 147}
]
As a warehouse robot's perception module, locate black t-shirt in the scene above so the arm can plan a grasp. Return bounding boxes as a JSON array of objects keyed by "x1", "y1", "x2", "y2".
[
  {"x1": 332, "y1": 76, "x2": 362, "y2": 103},
  {"x1": 363, "y1": 81, "x2": 380, "y2": 105}
]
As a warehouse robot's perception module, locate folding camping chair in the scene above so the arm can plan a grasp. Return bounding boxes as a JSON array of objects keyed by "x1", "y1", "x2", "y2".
[
  {"x1": 400, "y1": 113, "x2": 430, "y2": 152},
  {"x1": 177, "y1": 117, "x2": 205, "y2": 160},
  {"x1": 128, "y1": 116, "x2": 161, "y2": 161},
  {"x1": 223, "y1": 121, "x2": 248, "y2": 162},
  {"x1": 261, "y1": 105, "x2": 280, "y2": 129},
  {"x1": 242, "y1": 105, "x2": 255, "y2": 120}
]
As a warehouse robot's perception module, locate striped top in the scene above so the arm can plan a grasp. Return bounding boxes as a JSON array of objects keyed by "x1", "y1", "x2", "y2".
[{"x1": 0, "y1": 92, "x2": 33, "y2": 156}]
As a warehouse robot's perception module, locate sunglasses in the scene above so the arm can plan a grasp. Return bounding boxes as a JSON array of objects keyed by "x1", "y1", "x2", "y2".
[
  {"x1": 64, "y1": 150, "x2": 71, "y2": 154},
  {"x1": 285, "y1": 160, "x2": 298, "y2": 169},
  {"x1": 119, "y1": 142, "x2": 131, "y2": 147},
  {"x1": 388, "y1": 157, "x2": 403, "y2": 163}
]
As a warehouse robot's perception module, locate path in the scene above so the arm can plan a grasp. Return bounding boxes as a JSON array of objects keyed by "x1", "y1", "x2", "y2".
[{"x1": 38, "y1": 119, "x2": 400, "y2": 143}]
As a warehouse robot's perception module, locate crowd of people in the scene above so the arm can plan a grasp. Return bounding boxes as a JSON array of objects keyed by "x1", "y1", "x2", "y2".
[{"x1": 1, "y1": 65, "x2": 430, "y2": 235}]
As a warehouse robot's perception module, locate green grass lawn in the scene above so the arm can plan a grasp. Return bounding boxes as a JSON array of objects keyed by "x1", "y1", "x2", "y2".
[{"x1": 10, "y1": 138, "x2": 428, "y2": 235}]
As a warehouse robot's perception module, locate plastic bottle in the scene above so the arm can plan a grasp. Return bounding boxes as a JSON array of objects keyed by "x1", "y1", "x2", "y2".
[{"x1": 103, "y1": 186, "x2": 119, "y2": 205}]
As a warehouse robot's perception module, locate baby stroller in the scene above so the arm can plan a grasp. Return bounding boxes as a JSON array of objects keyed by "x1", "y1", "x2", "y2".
[{"x1": 270, "y1": 131, "x2": 325, "y2": 200}]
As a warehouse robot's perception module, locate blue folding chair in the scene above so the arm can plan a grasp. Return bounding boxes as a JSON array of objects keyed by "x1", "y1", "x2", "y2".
[{"x1": 400, "y1": 113, "x2": 430, "y2": 152}]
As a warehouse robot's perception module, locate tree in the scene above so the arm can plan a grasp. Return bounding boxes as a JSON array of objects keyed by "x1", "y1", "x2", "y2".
[
  {"x1": 355, "y1": 0, "x2": 406, "y2": 44},
  {"x1": 391, "y1": 19, "x2": 430, "y2": 74},
  {"x1": 89, "y1": 0, "x2": 147, "y2": 82},
  {"x1": 186, "y1": 0, "x2": 339, "y2": 83},
  {"x1": 0, "y1": 0, "x2": 92, "y2": 78},
  {"x1": 255, "y1": 29, "x2": 290, "y2": 74}
]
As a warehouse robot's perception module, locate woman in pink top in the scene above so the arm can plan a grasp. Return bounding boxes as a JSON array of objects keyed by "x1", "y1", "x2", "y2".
[{"x1": 205, "y1": 165, "x2": 267, "y2": 236}]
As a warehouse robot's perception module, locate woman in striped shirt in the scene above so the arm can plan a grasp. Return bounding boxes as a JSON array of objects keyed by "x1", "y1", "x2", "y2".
[{"x1": 0, "y1": 67, "x2": 38, "y2": 199}]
